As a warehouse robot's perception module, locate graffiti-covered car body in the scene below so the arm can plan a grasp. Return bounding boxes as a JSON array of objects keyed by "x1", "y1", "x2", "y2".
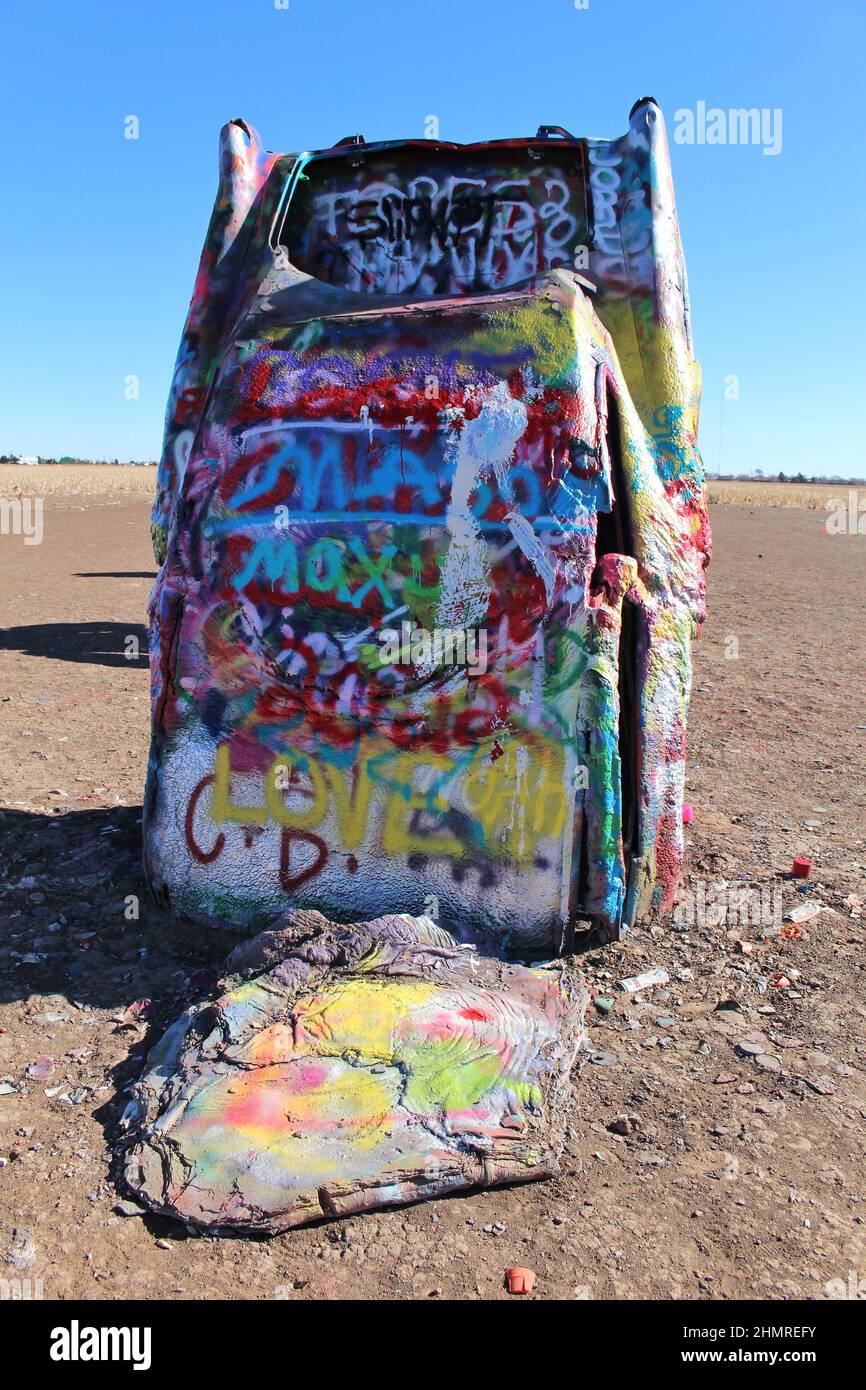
[{"x1": 146, "y1": 100, "x2": 710, "y2": 951}]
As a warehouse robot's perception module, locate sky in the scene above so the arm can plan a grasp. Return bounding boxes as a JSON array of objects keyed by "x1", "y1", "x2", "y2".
[{"x1": 2, "y1": 0, "x2": 864, "y2": 477}]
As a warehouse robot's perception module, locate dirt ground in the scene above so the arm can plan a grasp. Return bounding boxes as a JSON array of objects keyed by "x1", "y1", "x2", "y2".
[{"x1": 1, "y1": 495, "x2": 864, "y2": 1301}]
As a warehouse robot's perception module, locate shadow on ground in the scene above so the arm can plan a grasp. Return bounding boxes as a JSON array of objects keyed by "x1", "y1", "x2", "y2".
[
  {"x1": 0, "y1": 805, "x2": 244, "y2": 1231},
  {"x1": 0, "y1": 806, "x2": 234, "y2": 1015},
  {"x1": 0, "y1": 622, "x2": 150, "y2": 668}
]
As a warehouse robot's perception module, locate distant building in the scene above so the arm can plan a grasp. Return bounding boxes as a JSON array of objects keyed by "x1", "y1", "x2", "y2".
[{"x1": 16, "y1": 455, "x2": 39, "y2": 466}]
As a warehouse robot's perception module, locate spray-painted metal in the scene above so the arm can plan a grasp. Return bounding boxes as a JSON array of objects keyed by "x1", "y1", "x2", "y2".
[
  {"x1": 132, "y1": 101, "x2": 709, "y2": 1233},
  {"x1": 123, "y1": 911, "x2": 587, "y2": 1233},
  {"x1": 146, "y1": 101, "x2": 709, "y2": 950},
  {"x1": 145, "y1": 100, "x2": 708, "y2": 956}
]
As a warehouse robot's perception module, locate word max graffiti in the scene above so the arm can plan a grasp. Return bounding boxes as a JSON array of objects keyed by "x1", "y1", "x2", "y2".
[{"x1": 147, "y1": 102, "x2": 710, "y2": 952}]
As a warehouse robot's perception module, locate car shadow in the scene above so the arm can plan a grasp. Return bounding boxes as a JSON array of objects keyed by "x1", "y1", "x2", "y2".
[
  {"x1": 0, "y1": 803, "x2": 241, "y2": 1226},
  {"x1": 0, "y1": 622, "x2": 150, "y2": 667},
  {"x1": 0, "y1": 805, "x2": 236, "y2": 1013}
]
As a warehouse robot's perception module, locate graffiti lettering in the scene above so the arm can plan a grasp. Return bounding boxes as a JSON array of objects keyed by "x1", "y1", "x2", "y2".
[{"x1": 304, "y1": 172, "x2": 582, "y2": 295}]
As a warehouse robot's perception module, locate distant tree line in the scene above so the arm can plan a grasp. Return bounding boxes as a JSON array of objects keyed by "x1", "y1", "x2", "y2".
[
  {"x1": 1, "y1": 454, "x2": 157, "y2": 467},
  {"x1": 706, "y1": 470, "x2": 866, "y2": 485}
]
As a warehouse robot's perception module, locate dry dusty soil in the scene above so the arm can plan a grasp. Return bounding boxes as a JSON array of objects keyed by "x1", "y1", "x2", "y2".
[{"x1": 0, "y1": 495, "x2": 864, "y2": 1301}]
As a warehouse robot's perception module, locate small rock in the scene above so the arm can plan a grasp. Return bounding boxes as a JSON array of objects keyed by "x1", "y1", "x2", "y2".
[
  {"x1": 114, "y1": 1200, "x2": 144, "y2": 1218},
  {"x1": 807, "y1": 1076, "x2": 836, "y2": 1096},
  {"x1": 593, "y1": 996, "x2": 615, "y2": 1015},
  {"x1": 589, "y1": 1051, "x2": 618, "y2": 1066},
  {"x1": 754, "y1": 1053, "x2": 782, "y2": 1073},
  {"x1": 607, "y1": 1115, "x2": 638, "y2": 1136},
  {"x1": 26, "y1": 1057, "x2": 55, "y2": 1080}
]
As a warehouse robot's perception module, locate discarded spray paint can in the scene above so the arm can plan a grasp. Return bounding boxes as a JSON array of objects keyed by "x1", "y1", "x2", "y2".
[
  {"x1": 786, "y1": 901, "x2": 821, "y2": 925},
  {"x1": 682, "y1": 803, "x2": 695, "y2": 824},
  {"x1": 618, "y1": 967, "x2": 670, "y2": 994}
]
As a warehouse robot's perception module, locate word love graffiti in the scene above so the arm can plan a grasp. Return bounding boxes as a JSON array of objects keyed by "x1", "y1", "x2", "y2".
[{"x1": 184, "y1": 734, "x2": 571, "y2": 891}]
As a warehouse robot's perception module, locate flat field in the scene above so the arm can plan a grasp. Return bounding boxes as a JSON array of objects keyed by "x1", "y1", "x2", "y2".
[{"x1": 0, "y1": 484, "x2": 864, "y2": 1299}]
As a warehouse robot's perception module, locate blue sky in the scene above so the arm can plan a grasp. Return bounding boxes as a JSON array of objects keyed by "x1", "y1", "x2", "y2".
[{"x1": 3, "y1": 0, "x2": 863, "y2": 477}]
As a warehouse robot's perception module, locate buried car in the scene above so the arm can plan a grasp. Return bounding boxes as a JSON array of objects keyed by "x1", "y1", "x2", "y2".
[
  {"x1": 129, "y1": 102, "x2": 709, "y2": 1231},
  {"x1": 145, "y1": 99, "x2": 710, "y2": 951}
]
